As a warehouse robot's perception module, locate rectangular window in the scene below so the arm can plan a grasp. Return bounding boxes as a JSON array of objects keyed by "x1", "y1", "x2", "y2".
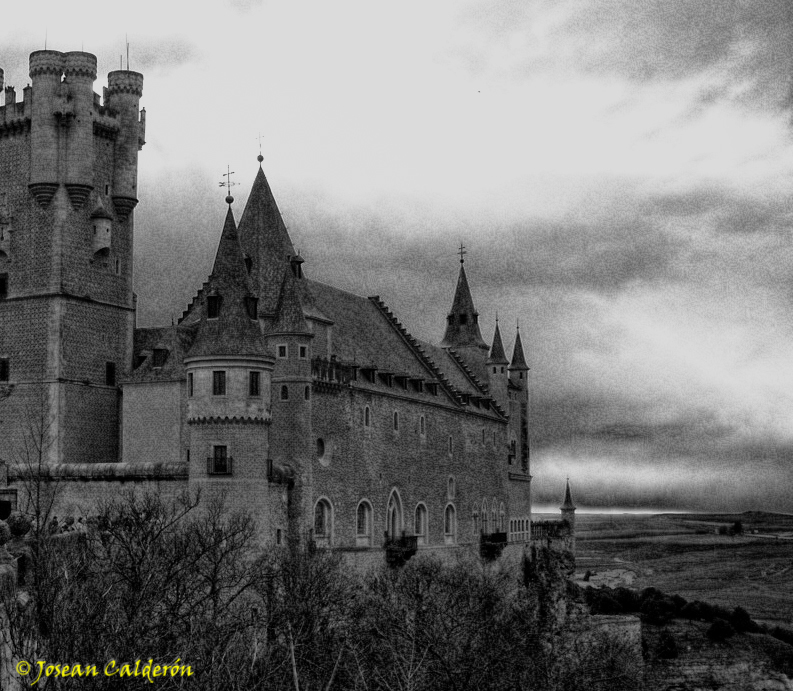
[
  {"x1": 210, "y1": 445, "x2": 230, "y2": 474},
  {"x1": 105, "y1": 362, "x2": 116, "y2": 386},
  {"x1": 207, "y1": 295, "x2": 221, "y2": 319},
  {"x1": 299, "y1": 345, "x2": 307, "y2": 359},
  {"x1": 188, "y1": 372, "x2": 194, "y2": 397},
  {"x1": 0, "y1": 358, "x2": 8, "y2": 382},
  {"x1": 0, "y1": 274, "x2": 7, "y2": 300},
  {"x1": 277, "y1": 344, "x2": 288, "y2": 358},
  {"x1": 212, "y1": 371, "x2": 226, "y2": 396},
  {"x1": 420, "y1": 415, "x2": 425, "y2": 435},
  {"x1": 249, "y1": 371, "x2": 261, "y2": 396}
]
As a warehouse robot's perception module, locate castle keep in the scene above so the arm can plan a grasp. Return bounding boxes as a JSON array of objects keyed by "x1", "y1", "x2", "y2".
[{"x1": 0, "y1": 50, "x2": 573, "y2": 560}]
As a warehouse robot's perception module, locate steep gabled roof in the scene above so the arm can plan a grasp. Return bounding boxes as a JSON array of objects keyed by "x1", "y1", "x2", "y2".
[
  {"x1": 270, "y1": 266, "x2": 310, "y2": 335},
  {"x1": 561, "y1": 479, "x2": 576, "y2": 510},
  {"x1": 187, "y1": 207, "x2": 268, "y2": 359},
  {"x1": 488, "y1": 321, "x2": 509, "y2": 365},
  {"x1": 238, "y1": 164, "x2": 297, "y2": 317},
  {"x1": 509, "y1": 328, "x2": 529, "y2": 371},
  {"x1": 440, "y1": 264, "x2": 488, "y2": 350}
]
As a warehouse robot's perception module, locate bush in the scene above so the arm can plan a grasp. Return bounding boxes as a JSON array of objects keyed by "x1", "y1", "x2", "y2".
[
  {"x1": 612, "y1": 587, "x2": 640, "y2": 613},
  {"x1": 707, "y1": 618, "x2": 736, "y2": 642},
  {"x1": 641, "y1": 596, "x2": 677, "y2": 625},
  {"x1": 589, "y1": 590, "x2": 623, "y2": 615},
  {"x1": 731, "y1": 606, "x2": 759, "y2": 633},
  {"x1": 671, "y1": 594, "x2": 687, "y2": 614}
]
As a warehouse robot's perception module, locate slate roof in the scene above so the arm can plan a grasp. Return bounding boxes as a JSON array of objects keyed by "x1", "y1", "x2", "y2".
[
  {"x1": 509, "y1": 328, "x2": 529, "y2": 371},
  {"x1": 127, "y1": 324, "x2": 197, "y2": 383},
  {"x1": 187, "y1": 207, "x2": 269, "y2": 359},
  {"x1": 488, "y1": 322, "x2": 509, "y2": 365},
  {"x1": 440, "y1": 264, "x2": 488, "y2": 350}
]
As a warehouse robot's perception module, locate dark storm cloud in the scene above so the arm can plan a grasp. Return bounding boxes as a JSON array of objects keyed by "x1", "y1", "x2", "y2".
[
  {"x1": 647, "y1": 188, "x2": 793, "y2": 235},
  {"x1": 460, "y1": 0, "x2": 793, "y2": 112}
]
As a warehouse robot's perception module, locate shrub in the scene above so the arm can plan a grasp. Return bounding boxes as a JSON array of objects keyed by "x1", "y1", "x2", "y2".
[
  {"x1": 770, "y1": 626, "x2": 793, "y2": 647},
  {"x1": 731, "y1": 606, "x2": 759, "y2": 633},
  {"x1": 641, "y1": 596, "x2": 677, "y2": 625},
  {"x1": 707, "y1": 618, "x2": 736, "y2": 642},
  {"x1": 612, "y1": 587, "x2": 640, "y2": 613}
]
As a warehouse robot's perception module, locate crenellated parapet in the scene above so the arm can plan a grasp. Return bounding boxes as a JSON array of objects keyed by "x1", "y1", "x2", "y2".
[{"x1": 107, "y1": 70, "x2": 143, "y2": 98}]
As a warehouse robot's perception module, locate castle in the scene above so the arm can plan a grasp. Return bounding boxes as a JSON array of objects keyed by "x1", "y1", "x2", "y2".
[{"x1": 0, "y1": 49, "x2": 574, "y2": 561}]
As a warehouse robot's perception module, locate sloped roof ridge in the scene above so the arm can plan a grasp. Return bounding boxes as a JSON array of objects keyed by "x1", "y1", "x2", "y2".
[
  {"x1": 445, "y1": 347, "x2": 489, "y2": 395},
  {"x1": 446, "y1": 348, "x2": 508, "y2": 418},
  {"x1": 488, "y1": 322, "x2": 509, "y2": 364},
  {"x1": 368, "y1": 296, "x2": 465, "y2": 408},
  {"x1": 270, "y1": 267, "x2": 310, "y2": 334}
]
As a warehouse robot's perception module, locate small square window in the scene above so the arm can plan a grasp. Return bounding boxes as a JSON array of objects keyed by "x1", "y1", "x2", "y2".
[
  {"x1": 277, "y1": 344, "x2": 288, "y2": 358},
  {"x1": 212, "y1": 371, "x2": 226, "y2": 396},
  {"x1": 249, "y1": 371, "x2": 261, "y2": 397}
]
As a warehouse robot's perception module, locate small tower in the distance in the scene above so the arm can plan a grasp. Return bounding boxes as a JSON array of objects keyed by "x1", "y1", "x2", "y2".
[{"x1": 561, "y1": 478, "x2": 576, "y2": 536}]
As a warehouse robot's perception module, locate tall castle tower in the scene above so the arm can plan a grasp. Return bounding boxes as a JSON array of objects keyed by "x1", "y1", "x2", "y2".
[{"x1": 0, "y1": 50, "x2": 145, "y2": 465}]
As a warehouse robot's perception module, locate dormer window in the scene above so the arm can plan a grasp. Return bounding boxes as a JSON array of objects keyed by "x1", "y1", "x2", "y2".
[
  {"x1": 245, "y1": 296, "x2": 258, "y2": 320},
  {"x1": 207, "y1": 294, "x2": 221, "y2": 319},
  {"x1": 152, "y1": 347, "x2": 168, "y2": 368}
]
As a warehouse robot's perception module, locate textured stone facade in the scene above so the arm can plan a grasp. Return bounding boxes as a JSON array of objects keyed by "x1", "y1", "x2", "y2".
[{"x1": 0, "y1": 48, "x2": 574, "y2": 566}]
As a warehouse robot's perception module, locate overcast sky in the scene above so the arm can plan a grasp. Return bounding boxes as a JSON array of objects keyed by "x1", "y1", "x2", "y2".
[{"x1": 3, "y1": 0, "x2": 793, "y2": 512}]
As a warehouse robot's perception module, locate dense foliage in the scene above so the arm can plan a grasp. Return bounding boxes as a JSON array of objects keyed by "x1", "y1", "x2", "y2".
[{"x1": 3, "y1": 492, "x2": 641, "y2": 690}]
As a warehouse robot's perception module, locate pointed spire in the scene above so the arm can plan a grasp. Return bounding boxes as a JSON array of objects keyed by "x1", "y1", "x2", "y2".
[
  {"x1": 488, "y1": 319, "x2": 509, "y2": 365},
  {"x1": 509, "y1": 325, "x2": 529, "y2": 371},
  {"x1": 270, "y1": 266, "x2": 310, "y2": 335},
  {"x1": 561, "y1": 478, "x2": 576, "y2": 511},
  {"x1": 187, "y1": 207, "x2": 267, "y2": 358},
  {"x1": 238, "y1": 164, "x2": 299, "y2": 318},
  {"x1": 440, "y1": 262, "x2": 488, "y2": 350}
]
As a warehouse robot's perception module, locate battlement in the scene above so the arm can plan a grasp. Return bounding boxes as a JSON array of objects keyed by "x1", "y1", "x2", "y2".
[{"x1": 107, "y1": 70, "x2": 144, "y2": 97}]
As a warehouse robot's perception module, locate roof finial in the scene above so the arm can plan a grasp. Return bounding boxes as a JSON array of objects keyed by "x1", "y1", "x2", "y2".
[
  {"x1": 495, "y1": 311, "x2": 499, "y2": 325},
  {"x1": 219, "y1": 164, "x2": 236, "y2": 205},
  {"x1": 256, "y1": 132, "x2": 264, "y2": 164},
  {"x1": 458, "y1": 241, "x2": 467, "y2": 264}
]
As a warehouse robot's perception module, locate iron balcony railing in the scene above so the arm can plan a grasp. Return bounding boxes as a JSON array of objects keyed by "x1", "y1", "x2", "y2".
[{"x1": 206, "y1": 456, "x2": 233, "y2": 476}]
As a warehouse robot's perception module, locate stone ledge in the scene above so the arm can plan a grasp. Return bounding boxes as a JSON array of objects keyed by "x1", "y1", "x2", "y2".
[{"x1": 8, "y1": 462, "x2": 188, "y2": 481}]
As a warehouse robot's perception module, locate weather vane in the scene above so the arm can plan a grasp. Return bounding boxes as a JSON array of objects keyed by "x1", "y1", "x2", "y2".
[
  {"x1": 256, "y1": 133, "x2": 264, "y2": 163},
  {"x1": 458, "y1": 242, "x2": 467, "y2": 264},
  {"x1": 219, "y1": 165, "x2": 237, "y2": 204}
]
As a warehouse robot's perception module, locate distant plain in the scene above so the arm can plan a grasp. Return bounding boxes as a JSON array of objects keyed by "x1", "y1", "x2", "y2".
[{"x1": 551, "y1": 511, "x2": 793, "y2": 626}]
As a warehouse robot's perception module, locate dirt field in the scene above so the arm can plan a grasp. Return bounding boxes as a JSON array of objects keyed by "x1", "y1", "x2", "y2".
[{"x1": 567, "y1": 511, "x2": 793, "y2": 626}]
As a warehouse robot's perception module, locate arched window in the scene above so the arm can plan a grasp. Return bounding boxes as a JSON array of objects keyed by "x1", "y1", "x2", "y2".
[
  {"x1": 386, "y1": 490, "x2": 403, "y2": 540},
  {"x1": 364, "y1": 406, "x2": 370, "y2": 427},
  {"x1": 481, "y1": 499, "x2": 489, "y2": 534},
  {"x1": 491, "y1": 499, "x2": 497, "y2": 533},
  {"x1": 499, "y1": 503, "x2": 506, "y2": 532},
  {"x1": 304, "y1": 385, "x2": 310, "y2": 400},
  {"x1": 356, "y1": 501, "x2": 372, "y2": 547},
  {"x1": 280, "y1": 385, "x2": 289, "y2": 400},
  {"x1": 472, "y1": 506, "x2": 480, "y2": 536},
  {"x1": 313, "y1": 499, "x2": 333, "y2": 545},
  {"x1": 420, "y1": 415, "x2": 426, "y2": 435},
  {"x1": 414, "y1": 504, "x2": 427, "y2": 545},
  {"x1": 444, "y1": 504, "x2": 456, "y2": 544},
  {"x1": 447, "y1": 476, "x2": 455, "y2": 500}
]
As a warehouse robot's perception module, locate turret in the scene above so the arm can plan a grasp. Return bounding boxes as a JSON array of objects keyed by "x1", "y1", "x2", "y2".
[
  {"x1": 440, "y1": 251, "x2": 489, "y2": 379},
  {"x1": 62, "y1": 52, "x2": 97, "y2": 208},
  {"x1": 266, "y1": 266, "x2": 314, "y2": 543},
  {"x1": 28, "y1": 50, "x2": 64, "y2": 206},
  {"x1": 185, "y1": 206, "x2": 275, "y2": 530},
  {"x1": 508, "y1": 326, "x2": 530, "y2": 472},
  {"x1": 105, "y1": 70, "x2": 144, "y2": 218},
  {"x1": 561, "y1": 479, "x2": 576, "y2": 550},
  {"x1": 486, "y1": 318, "x2": 509, "y2": 408}
]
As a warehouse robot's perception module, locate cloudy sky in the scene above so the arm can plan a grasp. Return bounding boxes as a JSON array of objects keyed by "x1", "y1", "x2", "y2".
[{"x1": 3, "y1": 0, "x2": 793, "y2": 512}]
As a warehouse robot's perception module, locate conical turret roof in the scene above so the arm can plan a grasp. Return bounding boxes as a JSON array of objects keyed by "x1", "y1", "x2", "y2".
[
  {"x1": 509, "y1": 327, "x2": 529, "y2": 371},
  {"x1": 561, "y1": 479, "x2": 576, "y2": 510},
  {"x1": 187, "y1": 207, "x2": 268, "y2": 358},
  {"x1": 238, "y1": 164, "x2": 298, "y2": 317},
  {"x1": 440, "y1": 263, "x2": 488, "y2": 350},
  {"x1": 270, "y1": 266, "x2": 311, "y2": 335},
  {"x1": 487, "y1": 321, "x2": 509, "y2": 365}
]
